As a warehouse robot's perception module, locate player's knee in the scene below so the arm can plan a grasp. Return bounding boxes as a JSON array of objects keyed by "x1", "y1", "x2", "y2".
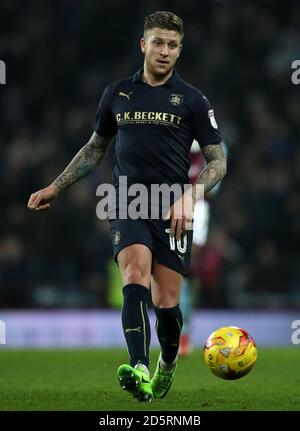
[
  {"x1": 154, "y1": 289, "x2": 180, "y2": 308},
  {"x1": 124, "y1": 265, "x2": 149, "y2": 287}
]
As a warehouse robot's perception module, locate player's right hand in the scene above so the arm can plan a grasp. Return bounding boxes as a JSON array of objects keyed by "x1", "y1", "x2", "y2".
[{"x1": 27, "y1": 184, "x2": 60, "y2": 211}]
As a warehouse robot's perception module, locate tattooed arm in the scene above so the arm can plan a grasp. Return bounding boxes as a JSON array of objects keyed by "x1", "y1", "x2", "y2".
[
  {"x1": 52, "y1": 132, "x2": 112, "y2": 191},
  {"x1": 27, "y1": 132, "x2": 113, "y2": 210},
  {"x1": 165, "y1": 143, "x2": 226, "y2": 240},
  {"x1": 193, "y1": 143, "x2": 227, "y2": 200}
]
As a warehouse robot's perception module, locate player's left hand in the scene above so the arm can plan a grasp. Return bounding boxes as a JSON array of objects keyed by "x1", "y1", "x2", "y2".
[{"x1": 164, "y1": 188, "x2": 196, "y2": 240}]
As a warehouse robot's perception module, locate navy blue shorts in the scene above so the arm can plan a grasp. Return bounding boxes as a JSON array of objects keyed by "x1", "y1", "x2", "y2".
[{"x1": 109, "y1": 218, "x2": 193, "y2": 276}]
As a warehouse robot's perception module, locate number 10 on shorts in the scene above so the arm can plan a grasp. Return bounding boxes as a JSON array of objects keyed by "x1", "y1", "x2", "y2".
[{"x1": 165, "y1": 229, "x2": 187, "y2": 253}]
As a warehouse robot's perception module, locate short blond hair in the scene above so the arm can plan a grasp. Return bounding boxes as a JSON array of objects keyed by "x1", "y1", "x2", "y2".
[{"x1": 144, "y1": 11, "x2": 184, "y2": 41}]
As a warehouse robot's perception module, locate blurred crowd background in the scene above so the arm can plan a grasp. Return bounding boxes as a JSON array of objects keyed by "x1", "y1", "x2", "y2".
[{"x1": 1, "y1": 0, "x2": 299, "y2": 309}]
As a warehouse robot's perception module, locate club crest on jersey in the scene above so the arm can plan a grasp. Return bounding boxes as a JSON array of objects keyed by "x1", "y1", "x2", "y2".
[
  {"x1": 208, "y1": 109, "x2": 218, "y2": 129},
  {"x1": 114, "y1": 231, "x2": 121, "y2": 246},
  {"x1": 169, "y1": 93, "x2": 183, "y2": 106}
]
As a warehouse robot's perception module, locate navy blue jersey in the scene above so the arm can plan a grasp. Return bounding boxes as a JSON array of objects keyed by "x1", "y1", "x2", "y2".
[{"x1": 94, "y1": 68, "x2": 221, "y2": 188}]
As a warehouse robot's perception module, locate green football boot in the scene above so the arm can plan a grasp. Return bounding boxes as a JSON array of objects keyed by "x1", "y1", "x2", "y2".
[
  {"x1": 150, "y1": 354, "x2": 177, "y2": 399},
  {"x1": 117, "y1": 364, "x2": 153, "y2": 402}
]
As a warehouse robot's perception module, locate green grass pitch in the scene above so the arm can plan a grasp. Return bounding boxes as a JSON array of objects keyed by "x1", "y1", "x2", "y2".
[{"x1": 0, "y1": 348, "x2": 299, "y2": 411}]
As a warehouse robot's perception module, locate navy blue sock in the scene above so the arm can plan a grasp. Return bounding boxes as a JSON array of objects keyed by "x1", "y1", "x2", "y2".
[
  {"x1": 154, "y1": 304, "x2": 183, "y2": 363},
  {"x1": 122, "y1": 284, "x2": 151, "y2": 368}
]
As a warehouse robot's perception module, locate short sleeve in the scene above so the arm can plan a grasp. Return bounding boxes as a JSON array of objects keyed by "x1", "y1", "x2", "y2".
[
  {"x1": 192, "y1": 93, "x2": 222, "y2": 147},
  {"x1": 94, "y1": 85, "x2": 117, "y2": 137}
]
